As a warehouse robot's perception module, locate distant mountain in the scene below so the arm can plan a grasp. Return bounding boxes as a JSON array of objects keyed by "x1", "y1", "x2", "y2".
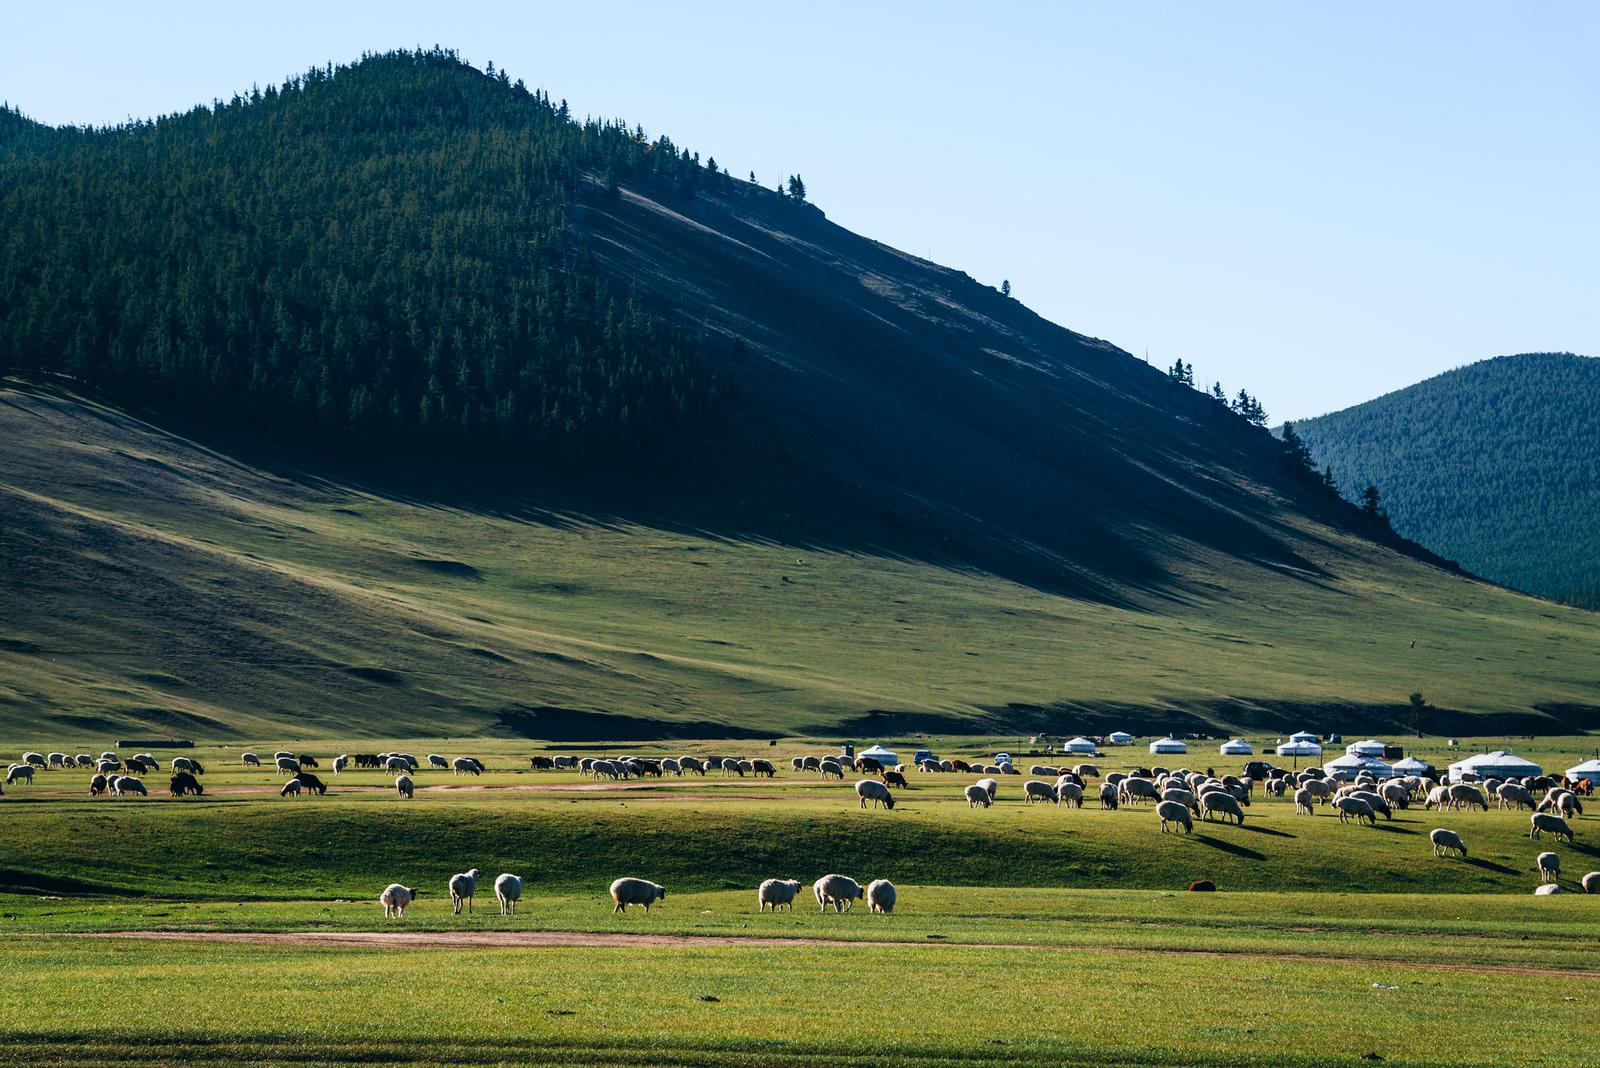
[
  {"x1": 1290, "y1": 353, "x2": 1600, "y2": 609},
  {"x1": 3, "y1": 52, "x2": 1599, "y2": 739}
]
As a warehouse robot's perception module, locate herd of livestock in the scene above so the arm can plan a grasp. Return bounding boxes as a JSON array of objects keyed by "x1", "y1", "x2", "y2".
[{"x1": 6, "y1": 744, "x2": 1597, "y2": 894}]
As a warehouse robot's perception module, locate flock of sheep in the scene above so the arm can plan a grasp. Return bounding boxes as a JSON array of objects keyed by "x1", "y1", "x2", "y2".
[{"x1": 375, "y1": 871, "x2": 896, "y2": 919}]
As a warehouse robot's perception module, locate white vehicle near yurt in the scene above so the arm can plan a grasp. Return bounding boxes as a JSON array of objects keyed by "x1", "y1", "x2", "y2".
[
  {"x1": 1344, "y1": 739, "x2": 1388, "y2": 757},
  {"x1": 857, "y1": 744, "x2": 899, "y2": 767},
  {"x1": 1062, "y1": 737, "x2": 1098, "y2": 755},
  {"x1": 1565, "y1": 758, "x2": 1600, "y2": 786},
  {"x1": 1276, "y1": 739, "x2": 1323, "y2": 758},
  {"x1": 1149, "y1": 737, "x2": 1187, "y2": 755},
  {"x1": 1107, "y1": 731, "x2": 1134, "y2": 746},
  {"x1": 1446, "y1": 750, "x2": 1542, "y2": 782},
  {"x1": 1322, "y1": 754, "x2": 1395, "y2": 781},
  {"x1": 1219, "y1": 739, "x2": 1253, "y2": 756}
]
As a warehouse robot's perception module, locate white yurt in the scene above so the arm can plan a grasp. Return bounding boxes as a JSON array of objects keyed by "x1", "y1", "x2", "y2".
[
  {"x1": 1390, "y1": 756, "x2": 1433, "y2": 776},
  {"x1": 1446, "y1": 750, "x2": 1542, "y2": 782},
  {"x1": 1219, "y1": 739, "x2": 1253, "y2": 756},
  {"x1": 1108, "y1": 731, "x2": 1134, "y2": 746},
  {"x1": 858, "y1": 744, "x2": 899, "y2": 766},
  {"x1": 1322, "y1": 754, "x2": 1394, "y2": 781},
  {"x1": 1149, "y1": 737, "x2": 1188, "y2": 755},
  {"x1": 1276, "y1": 739, "x2": 1323, "y2": 758},
  {"x1": 1289, "y1": 730, "x2": 1320, "y2": 744},
  {"x1": 1564, "y1": 758, "x2": 1600, "y2": 785},
  {"x1": 1345, "y1": 739, "x2": 1388, "y2": 758},
  {"x1": 1063, "y1": 737, "x2": 1098, "y2": 755}
]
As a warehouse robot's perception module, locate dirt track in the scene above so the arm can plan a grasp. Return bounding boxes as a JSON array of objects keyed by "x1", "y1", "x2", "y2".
[{"x1": 53, "y1": 929, "x2": 1600, "y2": 979}]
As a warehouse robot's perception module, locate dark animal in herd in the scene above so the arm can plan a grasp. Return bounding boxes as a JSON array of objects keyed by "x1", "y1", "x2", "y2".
[
  {"x1": 353, "y1": 754, "x2": 384, "y2": 769},
  {"x1": 881, "y1": 770, "x2": 909, "y2": 789},
  {"x1": 295, "y1": 772, "x2": 328, "y2": 796},
  {"x1": 529, "y1": 756, "x2": 555, "y2": 770},
  {"x1": 169, "y1": 771, "x2": 204, "y2": 796},
  {"x1": 297, "y1": 755, "x2": 319, "y2": 769}
]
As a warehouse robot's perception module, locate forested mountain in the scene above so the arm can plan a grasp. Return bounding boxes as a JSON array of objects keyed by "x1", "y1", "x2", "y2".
[
  {"x1": 0, "y1": 49, "x2": 725, "y2": 465},
  {"x1": 1291, "y1": 353, "x2": 1600, "y2": 609},
  {"x1": 3, "y1": 52, "x2": 1598, "y2": 739}
]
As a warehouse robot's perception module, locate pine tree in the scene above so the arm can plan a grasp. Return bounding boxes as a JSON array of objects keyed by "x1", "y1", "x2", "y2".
[
  {"x1": 1210, "y1": 381, "x2": 1227, "y2": 403},
  {"x1": 1001, "y1": 279, "x2": 1012, "y2": 298},
  {"x1": 786, "y1": 174, "x2": 806, "y2": 201},
  {"x1": 1167, "y1": 359, "x2": 1194, "y2": 387},
  {"x1": 1281, "y1": 421, "x2": 1314, "y2": 470}
]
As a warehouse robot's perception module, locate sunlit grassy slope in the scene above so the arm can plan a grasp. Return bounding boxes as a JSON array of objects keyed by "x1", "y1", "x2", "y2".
[{"x1": 3, "y1": 382, "x2": 1600, "y2": 739}]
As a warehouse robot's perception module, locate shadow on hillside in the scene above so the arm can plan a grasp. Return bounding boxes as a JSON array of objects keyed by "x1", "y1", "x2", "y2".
[
  {"x1": 1237, "y1": 824, "x2": 1295, "y2": 838},
  {"x1": 1459, "y1": 858, "x2": 1520, "y2": 876},
  {"x1": 1370, "y1": 823, "x2": 1417, "y2": 834},
  {"x1": 1190, "y1": 835, "x2": 1265, "y2": 861}
]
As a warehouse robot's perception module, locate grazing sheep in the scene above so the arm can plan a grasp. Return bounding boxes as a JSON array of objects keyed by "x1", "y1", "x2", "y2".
[
  {"x1": 881, "y1": 770, "x2": 909, "y2": 790},
  {"x1": 1072, "y1": 763, "x2": 1100, "y2": 779},
  {"x1": 1199, "y1": 791, "x2": 1245, "y2": 825},
  {"x1": 89, "y1": 773, "x2": 107, "y2": 796},
  {"x1": 551, "y1": 755, "x2": 578, "y2": 769},
  {"x1": 1552, "y1": 791, "x2": 1583, "y2": 818},
  {"x1": 1333, "y1": 796, "x2": 1376, "y2": 826},
  {"x1": 1099, "y1": 782, "x2": 1119, "y2": 810},
  {"x1": 449, "y1": 869, "x2": 482, "y2": 914},
  {"x1": 295, "y1": 772, "x2": 327, "y2": 796},
  {"x1": 280, "y1": 779, "x2": 303, "y2": 798},
  {"x1": 1533, "y1": 883, "x2": 1563, "y2": 895},
  {"x1": 273, "y1": 751, "x2": 294, "y2": 761},
  {"x1": 1162, "y1": 787, "x2": 1198, "y2": 812},
  {"x1": 6, "y1": 764, "x2": 34, "y2": 786},
  {"x1": 113, "y1": 775, "x2": 147, "y2": 797},
  {"x1": 660, "y1": 758, "x2": 680, "y2": 776},
  {"x1": 22, "y1": 752, "x2": 46, "y2": 767},
  {"x1": 1350, "y1": 790, "x2": 1392, "y2": 821},
  {"x1": 428, "y1": 754, "x2": 449, "y2": 769},
  {"x1": 276, "y1": 756, "x2": 302, "y2": 776},
  {"x1": 964, "y1": 784, "x2": 992, "y2": 808},
  {"x1": 813, "y1": 874, "x2": 864, "y2": 913},
  {"x1": 1581, "y1": 871, "x2": 1600, "y2": 894},
  {"x1": 395, "y1": 775, "x2": 414, "y2": 799},
  {"x1": 1119, "y1": 778, "x2": 1160, "y2": 806},
  {"x1": 169, "y1": 772, "x2": 204, "y2": 797},
  {"x1": 866, "y1": 879, "x2": 897, "y2": 914},
  {"x1": 172, "y1": 757, "x2": 204, "y2": 776},
  {"x1": 1429, "y1": 828, "x2": 1467, "y2": 858},
  {"x1": 1497, "y1": 782, "x2": 1536, "y2": 811},
  {"x1": 241, "y1": 752, "x2": 262, "y2": 767},
  {"x1": 1056, "y1": 781, "x2": 1084, "y2": 808},
  {"x1": 1529, "y1": 813, "x2": 1574, "y2": 842},
  {"x1": 856, "y1": 779, "x2": 896, "y2": 810},
  {"x1": 1424, "y1": 785, "x2": 1451, "y2": 810},
  {"x1": 380, "y1": 883, "x2": 417, "y2": 918},
  {"x1": 1537, "y1": 851, "x2": 1560, "y2": 884},
  {"x1": 383, "y1": 756, "x2": 410, "y2": 774},
  {"x1": 976, "y1": 777, "x2": 999, "y2": 801},
  {"x1": 1029, "y1": 764, "x2": 1059, "y2": 778},
  {"x1": 757, "y1": 878, "x2": 803, "y2": 911},
  {"x1": 333, "y1": 755, "x2": 349, "y2": 775},
  {"x1": 1446, "y1": 784, "x2": 1489, "y2": 811},
  {"x1": 452, "y1": 757, "x2": 482, "y2": 776},
  {"x1": 494, "y1": 873, "x2": 522, "y2": 914},
  {"x1": 47, "y1": 752, "x2": 67, "y2": 767},
  {"x1": 1156, "y1": 799, "x2": 1193, "y2": 833},
  {"x1": 720, "y1": 758, "x2": 744, "y2": 778},
  {"x1": 751, "y1": 759, "x2": 777, "y2": 778},
  {"x1": 1380, "y1": 782, "x2": 1410, "y2": 809},
  {"x1": 1023, "y1": 780, "x2": 1059, "y2": 805},
  {"x1": 609, "y1": 877, "x2": 666, "y2": 912},
  {"x1": 791, "y1": 757, "x2": 806, "y2": 771}
]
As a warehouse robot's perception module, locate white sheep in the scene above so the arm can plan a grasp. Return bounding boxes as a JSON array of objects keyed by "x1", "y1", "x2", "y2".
[
  {"x1": 495, "y1": 873, "x2": 522, "y2": 915},
  {"x1": 380, "y1": 883, "x2": 416, "y2": 918},
  {"x1": 1199, "y1": 791, "x2": 1245, "y2": 825},
  {"x1": 6, "y1": 764, "x2": 34, "y2": 786},
  {"x1": 395, "y1": 774, "x2": 414, "y2": 799},
  {"x1": 1156, "y1": 799, "x2": 1192, "y2": 833},
  {"x1": 22, "y1": 752, "x2": 46, "y2": 767},
  {"x1": 273, "y1": 750, "x2": 294, "y2": 760},
  {"x1": 1533, "y1": 884, "x2": 1563, "y2": 895},
  {"x1": 280, "y1": 779, "x2": 302, "y2": 798},
  {"x1": 757, "y1": 878, "x2": 803, "y2": 911},
  {"x1": 866, "y1": 879, "x2": 896, "y2": 914},
  {"x1": 552, "y1": 755, "x2": 578, "y2": 769},
  {"x1": 976, "y1": 777, "x2": 999, "y2": 801},
  {"x1": 964, "y1": 784, "x2": 992, "y2": 808},
  {"x1": 720, "y1": 757, "x2": 744, "y2": 778},
  {"x1": 1446, "y1": 784, "x2": 1489, "y2": 811},
  {"x1": 1537, "y1": 851, "x2": 1560, "y2": 884},
  {"x1": 452, "y1": 757, "x2": 482, "y2": 776},
  {"x1": 1056, "y1": 781, "x2": 1084, "y2": 808},
  {"x1": 662, "y1": 758, "x2": 681, "y2": 776},
  {"x1": 89, "y1": 773, "x2": 107, "y2": 796},
  {"x1": 241, "y1": 752, "x2": 261, "y2": 767},
  {"x1": 813, "y1": 873, "x2": 863, "y2": 913},
  {"x1": 1333, "y1": 796, "x2": 1375, "y2": 825},
  {"x1": 47, "y1": 752, "x2": 67, "y2": 766},
  {"x1": 333, "y1": 755, "x2": 349, "y2": 775},
  {"x1": 1529, "y1": 813, "x2": 1573, "y2": 842},
  {"x1": 1023, "y1": 780, "x2": 1058, "y2": 804},
  {"x1": 450, "y1": 868, "x2": 482, "y2": 914},
  {"x1": 384, "y1": 755, "x2": 410, "y2": 774},
  {"x1": 1496, "y1": 782, "x2": 1535, "y2": 810},
  {"x1": 1581, "y1": 871, "x2": 1600, "y2": 894},
  {"x1": 1429, "y1": 828, "x2": 1467, "y2": 858},
  {"x1": 609, "y1": 877, "x2": 666, "y2": 912},
  {"x1": 1119, "y1": 778, "x2": 1160, "y2": 805},
  {"x1": 1098, "y1": 782, "x2": 1119, "y2": 810},
  {"x1": 856, "y1": 779, "x2": 895, "y2": 810},
  {"x1": 114, "y1": 775, "x2": 147, "y2": 796},
  {"x1": 276, "y1": 756, "x2": 302, "y2": 775},
  {"x1": 428, "y1": 754, "x2": 449, "y2": 769}
]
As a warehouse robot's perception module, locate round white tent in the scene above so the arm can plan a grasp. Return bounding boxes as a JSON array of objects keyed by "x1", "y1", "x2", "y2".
[
  {"x1": 1107, "y1": 731, "x2": 1134, "y2": 746},
  {"x1": 1446, "y1": 750, "x2": 1542, "y2": 782},
  {"x1": 1345, "y1": 739, "x2": 1388, "y2": 757},
  {"x1": 1149, "y1": 737, "x2": 1187, "y2": 755},
  {"x1": 1276, "y1": 740, "x2": 1323, "y2": 757},
  {"x1": 1323, "y1": 753, "x2": 1394, "y2": 781},
  {"x1": 1565, "y1": 758, "x2": 1600, "y2": 785},
  {"x1": 1288, "y1": 730, "x2": 1320, "y2": 744},
  {"x1": 1219, "y1": 739, "x2": 1253, "y2": 755},
  {"x1": 1391, "y1": 756, "x2": 1433, "y2": 776},
  {"x1": 1063, "y1": 737, "x2": 1098, "y2": 754},
  {"x1": 858, "y1": 744, "x2": 899, "y2": 766}
]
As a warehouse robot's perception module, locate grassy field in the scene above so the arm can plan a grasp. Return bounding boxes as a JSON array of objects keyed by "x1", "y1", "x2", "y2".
[
  {"x1": 5, "y1": 383, "x2": 1600, "y2": 740},
  {"x1": 3, "y1": 736, "x2": 1598, "y2": 1065}
]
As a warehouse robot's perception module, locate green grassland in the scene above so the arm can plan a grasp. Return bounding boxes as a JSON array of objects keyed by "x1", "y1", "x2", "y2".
[
  {"x1": 4, "y1": 738, "x2": 1599, "y2": 1065},
  {"x1": 5, "y1": 384, "x2": 1600, "y2": 740}
]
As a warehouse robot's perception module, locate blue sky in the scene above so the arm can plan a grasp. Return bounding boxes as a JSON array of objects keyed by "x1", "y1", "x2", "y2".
[{"x1": 6, "y1": 2, "x2": 1595, "y2": 419}]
